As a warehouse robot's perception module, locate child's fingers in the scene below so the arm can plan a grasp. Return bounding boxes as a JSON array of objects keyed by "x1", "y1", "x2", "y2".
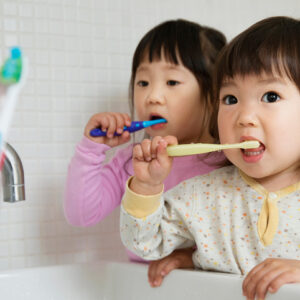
[
  {"x1": 104, "y1": 114, "x2": 118, "y2": 138},
  {"x1": 269, "y1": 273, "x2": 290, "y2": 294},
  {"x1": 163, "y1": 135, "x2": 178, "y2": 147},
  {"x1": 154, "y1": 257, "x2": 174, "y2": 277},
  {"x1": 243, "y1": 269, "x2": 268, "y2": 299},
  {"x1": 148, "y1": 259, "x2": 167, "y2": 287},
  {"x1": 243, "y1": 262, "x2": 285, "y2": 300},
  {"x1": 156, "y1": 138, "x2": 171, "y2": 167},
  {"x1": 252, "y1": 268, "x2": 286, "y2": 300},
  {"x1": 140, "y1": 139, "x2": 152, "y2": 162},
  {"x1": 242, "y1": 262, "x2": 265, "y2": 294},
  {"x1": 155, "y1": 135, "x2": 177, "y2": 164},
  {"x1": 133, "y1": 144, "x2": 145, "y2": 161},
  {"x1": 84, "y1": 113, "x2": 131, "y2": 137},
  {"x1": 152, "y1": 275, "x2": 164, "y2": 287},
  {"x1": 123, "y1": 113, "x2": 132, "y2": 127},
  {"x1": 112, "y1": 113, "x2": 125, "y2": 135},
  {"x1": 83, "y1": 113, "x2": 132, "y2": 147},
  {"x1": 95, "y1": 113, "x2": 123, "y2": 138},
  {"x1": 85, "y1": 114, "x2": 115, "y2": 138},
  {"x1": 254, "y1": 266, "x2": 300, "y2": 299},
  {"x1": 160, "y1": 257, "x2": 181, "y2": 276},
  {"x1": 268, "y1": 269, "x2": 300, "y2": 294},
  {"x1": 151, "y1": 136, "x2": 163, "y2": 159},
  {"x1": 151, "y1": 135, "x2": 177, "y2": 155},
  {"x1": 148, "y1": 261, "x2": 159, "y2": 286},
  {"x1": 148, "y1": 249, "x2": 195, "y2": 288},
  {"x1": 111, "y1": 113, "x2": 129, "y2": 135},
  {"x1": 84, "y1": 114, "x2": 107, "y2": 136}
]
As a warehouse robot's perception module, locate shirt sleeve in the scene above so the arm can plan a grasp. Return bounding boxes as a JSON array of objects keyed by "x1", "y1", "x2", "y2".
[
  {"x1": 64, "y1": 137, "x2": 132, "y2": 226},
  {"x1": 122, "y1": 177, "x2": 162, "y2": 218},
  {"x1": 120, "y1": 179, "x2": 196, "y2": 260}
]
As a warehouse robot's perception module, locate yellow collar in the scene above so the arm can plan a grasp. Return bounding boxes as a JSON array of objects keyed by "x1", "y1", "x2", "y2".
[
  {"x1": 239, "y1": 169, "x2": 300, "y2": 198},
  {"x1": 239, "y1": 169, "x2": 300, "y2": 246}
]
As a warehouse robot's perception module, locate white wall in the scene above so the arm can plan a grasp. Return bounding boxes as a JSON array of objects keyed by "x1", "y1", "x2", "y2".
[{"x1": 0, "y1": 0, "x2": 299, "y2": 270}]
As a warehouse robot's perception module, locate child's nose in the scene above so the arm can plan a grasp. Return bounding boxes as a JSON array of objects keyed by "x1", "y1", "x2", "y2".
[
  {"x1": 146, "y1": 85, "x2": 165, "y2": 105},
  {"x1": 237, "y1": 109, "x2": 258, "y2": 127}
]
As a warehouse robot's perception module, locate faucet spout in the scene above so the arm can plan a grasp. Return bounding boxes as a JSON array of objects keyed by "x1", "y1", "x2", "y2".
[{"x1": 1, "y1": 143, "x2": 25, "y2": 202}]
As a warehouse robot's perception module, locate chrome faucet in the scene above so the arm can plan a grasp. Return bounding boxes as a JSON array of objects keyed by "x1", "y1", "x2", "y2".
[{"x1": 1, "y1": 143, "x2": 25, "y2": 202}]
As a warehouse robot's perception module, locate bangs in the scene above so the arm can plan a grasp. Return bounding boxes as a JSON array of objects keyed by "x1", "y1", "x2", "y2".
[
  {"x1": 137, "y1": 37, "x2": 180, "y2": 66},
  {"x1": 216, "y1": 17, "x2": 300, "y2": 96},
  {"x1": 132, "y1": 20, "x2": 202, "y2": 71}
]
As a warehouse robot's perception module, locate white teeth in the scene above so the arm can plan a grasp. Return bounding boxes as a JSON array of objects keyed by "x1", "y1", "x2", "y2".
[{"x1": 244, "y1": 150, "x2": 263, "y2": 156}]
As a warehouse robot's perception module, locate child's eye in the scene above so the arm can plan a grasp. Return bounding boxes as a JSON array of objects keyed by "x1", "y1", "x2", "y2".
[
  {"x1": 137, "y1": 81, "x2": 148, "y2": 87},
  {"x1": 167, "y1": 80, "x2": 180, "y2": 86},
  {"x1": 262, "y1": 92, "x2": 280, "y2": 103},
  {"x1": 222, "y1": 95, "x2": 238, "y2": 105}
]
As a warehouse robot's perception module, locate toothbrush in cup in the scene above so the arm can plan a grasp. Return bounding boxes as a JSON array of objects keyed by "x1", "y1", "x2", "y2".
[
  {"x1": 90, "y1": 118, "x2": 167, "y2": 137},
  {"x1": 0, "y1": 47, "x2": 28, "y2": 169}
]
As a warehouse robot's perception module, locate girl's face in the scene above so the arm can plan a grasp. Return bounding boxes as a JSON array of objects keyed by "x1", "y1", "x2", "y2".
[
  {"x1": 218, "y1": 73, "x2": 300, "y2": 190},
  {"x1": 133, "y1": 55, "x2": 213, "y2": 144}
]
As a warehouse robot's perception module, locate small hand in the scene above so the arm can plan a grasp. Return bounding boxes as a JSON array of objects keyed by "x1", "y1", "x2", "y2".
[
  {"x1": 242, "y1": 258, "x2": 300, "y2": 300},
  {"x1": 84, "y1": 112, "x2": 131, "y2": 147},
  {"x1": 131, "y1": 136, "x2": 178, "y2": 195},
  {"x1": 148, "y1": 248, "x2": 194, "y2": 287}
]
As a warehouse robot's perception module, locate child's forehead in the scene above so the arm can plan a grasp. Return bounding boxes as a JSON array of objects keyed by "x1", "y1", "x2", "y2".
[
  {"x1": 218, "y1": 72, "x2": 300, "y2": 97},
  {"x1": 221, "y1": 71, "x2": 289, "y2": 86},
  {"x1": 136, "y1": 55, "x2": 185, "y2": 73}
]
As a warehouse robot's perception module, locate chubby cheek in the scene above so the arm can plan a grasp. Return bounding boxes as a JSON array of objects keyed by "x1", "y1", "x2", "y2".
[
  {"x1": 218, "y1": 114, "x2": 231, "y2": 144},
  {"x1": 223, "y1": 149, "x2": 240, "y2": 164},
  {"x1": 218, "y1": 128, "x2": 227, "y2": 144},
  {"x1": 133, "y1": 101, "x2": 145, "y2": 120}
]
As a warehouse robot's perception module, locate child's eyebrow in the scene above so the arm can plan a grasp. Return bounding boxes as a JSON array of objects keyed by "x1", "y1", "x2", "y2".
[
  {"x1": 220, "y1": 81, "x2": 236, "y2": 89},
  {"x1": 257, "y1": 77, "x2": 287, "y2": 86},
  {"x1": 136, "y1": 66, "x2": 149, "y2": 73},
  {"x1": 220, "y1": 77, "x2": 287, "y2": 89}
]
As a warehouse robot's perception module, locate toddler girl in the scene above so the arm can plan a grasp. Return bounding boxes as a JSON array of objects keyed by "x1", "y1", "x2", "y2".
[
  {"x1": 64, "y1": 19, "x2": 226, "y2": 261},
  {"x1": 120, "y1": 16, "x2": 300, "y2": 299}
]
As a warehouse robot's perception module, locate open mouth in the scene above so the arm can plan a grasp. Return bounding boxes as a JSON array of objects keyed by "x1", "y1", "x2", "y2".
[
  {"x1": 148, "y1": 114, "x2": 167, "y2": 130},
  {"x1": 149, "y1": 114, "x2": 166, "y2": 121},
  {"x1": 242, "y1": 141, "x2": 265, "y2": 156}
]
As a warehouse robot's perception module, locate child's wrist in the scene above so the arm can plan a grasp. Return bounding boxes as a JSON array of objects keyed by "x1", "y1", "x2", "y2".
[{"x1": 130, "y1": 176, "x2": 163, "y2": 195}]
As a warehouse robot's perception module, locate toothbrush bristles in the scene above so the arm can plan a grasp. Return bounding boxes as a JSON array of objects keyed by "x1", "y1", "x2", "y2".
[{"x1": 242, "y1": 141, "x2": 260, "y2": 149}]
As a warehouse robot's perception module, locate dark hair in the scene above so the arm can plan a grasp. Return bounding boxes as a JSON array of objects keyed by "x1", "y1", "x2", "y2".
[
  {"x1": 211, "y1": 16, "x2": 300, "y2": 139},
  {"x1": 129, "y1": 19, "x2": 226, "y2": 140}
]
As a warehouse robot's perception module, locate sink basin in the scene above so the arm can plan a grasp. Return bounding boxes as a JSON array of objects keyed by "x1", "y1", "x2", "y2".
[{"x1": 0, "y1": 261, "x2": 299, "y2": 299}]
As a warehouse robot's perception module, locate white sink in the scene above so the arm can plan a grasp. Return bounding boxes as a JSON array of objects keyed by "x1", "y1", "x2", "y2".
[{"x1": 0, "y1": 261, "x2": 299, "y2": 299}]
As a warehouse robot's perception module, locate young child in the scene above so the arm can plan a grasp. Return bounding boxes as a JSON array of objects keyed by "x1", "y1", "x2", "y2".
[
  {"x1": 120, "y1": 16, "x2": 300, "y2": 300},
  {"x1": 64, "y1": 19, "x2": 226, "y2": 262}
]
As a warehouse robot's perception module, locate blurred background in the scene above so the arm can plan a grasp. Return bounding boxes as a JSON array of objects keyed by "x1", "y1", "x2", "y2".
[{"x1": 0, "y1": 0, "x2": 299, "y2": 270}]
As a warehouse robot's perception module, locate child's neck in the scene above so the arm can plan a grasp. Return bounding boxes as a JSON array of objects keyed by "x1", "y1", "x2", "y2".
[{"x1": 255, "y1": 168, "x2": 300, "y2": 192}]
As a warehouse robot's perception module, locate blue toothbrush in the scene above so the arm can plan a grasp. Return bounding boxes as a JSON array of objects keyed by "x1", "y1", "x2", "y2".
[{"x1": 90, "y1": 118, "x2": 167, "y2": 137}]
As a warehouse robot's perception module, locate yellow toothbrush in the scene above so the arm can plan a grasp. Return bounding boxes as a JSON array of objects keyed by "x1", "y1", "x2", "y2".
[{"x1": 167, "y1": 140, "x2": 260, "y2": 157}]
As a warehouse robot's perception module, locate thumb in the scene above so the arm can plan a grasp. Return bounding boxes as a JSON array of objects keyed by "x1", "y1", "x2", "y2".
[
  {"x1": 163, "y1": 135, "x2": 178, "y2": 146},
  {"x1": 156, "y1": 138, "x2": 172, "y2": 167}
]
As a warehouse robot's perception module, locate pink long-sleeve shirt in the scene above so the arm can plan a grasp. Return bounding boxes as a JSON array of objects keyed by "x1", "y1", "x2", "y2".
[{"x1": 64, "y1": 136, "x2": 224, "y2": 260}]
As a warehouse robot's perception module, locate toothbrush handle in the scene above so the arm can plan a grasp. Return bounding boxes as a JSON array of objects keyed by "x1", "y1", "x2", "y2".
[
  {"x1": 167, "y1": 141, "x2": 259, "y2": 157},
  {"x1": 90, "y1": 121, "x2": 144, "y2": 137}
]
